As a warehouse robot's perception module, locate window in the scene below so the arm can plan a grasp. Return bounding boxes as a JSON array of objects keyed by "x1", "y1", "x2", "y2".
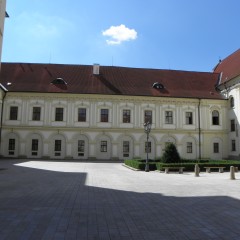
[
  {"x1": 231, "y1": 119, "x2": 235, "y2": 132},
  {"x1": 213, "y1": 143, "x2": 219, "y2": 153},
  {"x1": 10, "y1": 106, "x2": 18, "y2": 120},
  {"x1": 212, "y1": 110, "x2": 219, "y2": 125},
  {"x1": 78, "y1": 140, "x2": 85, "y2": 156},
  {"x1": 32, "y1": 139, "x2": 38, "y2": 151},
  {"x1": 186, "y1": 112, "x2": 193, "y2": 125},
  {"x1": 230, "y1": 97, "x2": 234, "y2": 108},
  {"x1": 231, "y1": 140, "x2": 236, "y2": 152},
  {"x1": 54, "y1": 140, "x2": 61, "y2": 156},
  {"x1": 78, "y1": 108, "x2": 86, "y2": 122},
  {"x1": 100, "y1": 141, "x2": 107, "y2": 152},
  {"x1": 31, "y1": 139, "x2": 38, "y2": 156},
  {"x1": 8, "y1": 139, "x2": 15, "y2": 155},
  {"x1": 32, "y1": 107, "x2": 41, "y2": 121},
  {"x1": 55, "y1": 108, "x2": 64, "y2": 121},
  {"x1": 145, "y1": 142, "x2": 151, "y2": 153},
  {"x1": 165, "y1": 111, "x2": 173, "y2": 124},
  {"x1": 144, "y1": 110, "x2": 152, "y2": 123},
  {"x1": 123, "y1": 141, "x2": 129, "y2": 157},
  {"x1": 187, "y1": 142, "x2": 192, "y2": 153},
  {"x1": 123, "y1": 141, "x2": 130, "y2": 157},
  {"x1": 123, "y1": 110, "x2": 131, "y2": 123},
  {"x1": 100, "y1": 109, "x2": 109, "y2": 122}
]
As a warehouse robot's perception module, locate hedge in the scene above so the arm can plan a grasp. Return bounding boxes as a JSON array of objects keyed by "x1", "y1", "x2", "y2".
[
  {"x1": 124, "y1": 159, "x2": 240, "y2": 171},
  {"x1": 124, "y1": 159, "x2": 157, "y2": 171}
]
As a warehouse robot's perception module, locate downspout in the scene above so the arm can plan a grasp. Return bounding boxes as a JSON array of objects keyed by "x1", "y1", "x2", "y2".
[
  {"x1": 0, "y1": 90, "x2": 7, "y2": 150},
  {"x1": 198, "y1": 98, "x2": 201, "y2": 161}
]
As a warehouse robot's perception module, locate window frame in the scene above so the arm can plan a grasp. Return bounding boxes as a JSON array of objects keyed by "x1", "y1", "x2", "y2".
[
  {"x1": 231, "y1": 140, "x2": 236, "y2": 152},
  {"x1": 100, "y1": 109, "x2": 109, "y2": 122},
  {"x1": 165, "y1": 111, "x2": 173, "y2": 124},
  {"x1": 213, "y1": 142, "x2": 219, "y2": 153},
  {"x1": 78, "y1": 140, "x2": 85, "y2": 156},
  {"x1": 54, "y1": 140, "x2": 62, "y2": 152},
  {"x1": 31, "y1": 139, "x2": 39, "y2": 156},
  {"x1": 100, "y1": 141, "x2": 107, "y2": 152},
  {"x1": 78, "y1": 108, "x2": 86, "y2": 122},
  {"x1": 230, "y1": 119, "x2": 235, "y2": 132},
  {"x1": 145, "y1": 141, "x2": 151, "y2": 153},
  {"x1": 123, "y1": 141, "x2": 130, "y2": 153},
  {"x1": 10, "y1": 106, "x2": 18, "y2": 120},
  {"x1": 123, "y1": 109, "x2": 131, "y2": 123},
  {"x1": 186, "y1": 142, "x2": 192, "y2": 153},
  {"x1": 32, "y1": 107, "x2": 41, "y2": 121},
  {"x1": 144, "y1": 110, "x2": 152, "y2": 124},
  {"x1": 186, "y1": 112, "x2": 193, "y2": 125},
  {"x1": 55, "y1": 108, "x2": 64, "y2": 121},
  {"x1": 212, "y1": 110, "x2": 219, "y2": 125},
  {"x1": 8, "y1": 138, "x2": 15, "y2": 155}
]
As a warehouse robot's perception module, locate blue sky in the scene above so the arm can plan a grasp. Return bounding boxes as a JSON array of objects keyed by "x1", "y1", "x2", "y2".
[{"x1": 2, "y1": 0, "x2": 240, "y2": 72}]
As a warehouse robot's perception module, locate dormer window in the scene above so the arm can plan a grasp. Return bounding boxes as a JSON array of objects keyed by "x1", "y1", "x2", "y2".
[
  {"x1": 51, "y1": 78, "x2": 67, "y2": 85},
  {"x1": 152, "y1": 82, "x2": 164, "y2": 89}
]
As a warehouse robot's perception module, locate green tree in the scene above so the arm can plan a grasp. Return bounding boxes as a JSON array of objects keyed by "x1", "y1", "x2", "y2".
[{"x1": 161, "y1": 143, "x2": 181, "y2": 163}]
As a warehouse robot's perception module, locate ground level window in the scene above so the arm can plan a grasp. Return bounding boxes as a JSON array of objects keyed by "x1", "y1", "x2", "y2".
[
  {"x1": 31, "y1": 139, "x2": 39, "y2": 156},
  {"x1": 213, "y1": 143, "x2": 219, "y2": 153},
  {"x1": 186, "y1": 142, "x2": 192, "y2": 153},
  {"x1": 54, "y1": 140, "x2": 62, "y2": 156},
  {"x1": 78, "y1": 140, "x2": 85, "y2": 156},
  {"x1": 100, "y1": 141, "x2": 107, "y2": 152},
  {"x1": 145, "y1": 142, "x2": 151, "y2": 153},
  {"x1": 8, "y1": 138, "x2": 15, "y2": 155},
  {"x1": 123, "y1": 141, "x2": 130, "y2": 157},
  {"x1": 231, "y1": 140, "x2": 236, "y2": 152}
]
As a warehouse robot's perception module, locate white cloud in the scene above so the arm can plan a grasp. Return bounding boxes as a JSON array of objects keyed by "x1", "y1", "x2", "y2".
[{"x1": 102, "y1": 24, "x2": 137, "y2": 45}]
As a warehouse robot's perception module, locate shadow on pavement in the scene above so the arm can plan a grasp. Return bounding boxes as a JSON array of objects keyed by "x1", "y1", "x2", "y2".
[{"x1": 0, "y1": 160, "x2": 239, "y2": 240}]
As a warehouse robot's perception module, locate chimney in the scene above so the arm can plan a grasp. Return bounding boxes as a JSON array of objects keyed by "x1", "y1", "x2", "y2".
[{"x1": 93, "y1": 63, "x2": 100, "y2": 75}]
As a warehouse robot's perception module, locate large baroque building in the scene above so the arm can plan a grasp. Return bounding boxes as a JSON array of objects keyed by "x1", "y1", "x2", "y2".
[
  {"x1": 0, "y1": 61, "x2": 232, "y2": 161},
  {"x1": 0, "y1": 1, "x2": 239, "y2": 161}
]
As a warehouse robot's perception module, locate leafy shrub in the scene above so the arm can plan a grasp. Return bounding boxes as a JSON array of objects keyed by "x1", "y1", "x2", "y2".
[{"x1": 161, "y1": 143, "x2": 181, "y2": 163}]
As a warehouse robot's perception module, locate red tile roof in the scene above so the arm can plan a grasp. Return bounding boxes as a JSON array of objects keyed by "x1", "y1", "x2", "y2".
[
  {"x1": 214, "y1": 49, "x2": 240, "y2": 84},
  {"x1": 0, "y1": 62, "x2": 223, "y2": 99}
]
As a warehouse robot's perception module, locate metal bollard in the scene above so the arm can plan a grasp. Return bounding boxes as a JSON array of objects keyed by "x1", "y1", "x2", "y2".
[
  {"x1": 194, "y1": 164, "x2": 200, "y2": 177},
  {"x1": 230, "y1": 166, "x2": 235, "y2": 180}
]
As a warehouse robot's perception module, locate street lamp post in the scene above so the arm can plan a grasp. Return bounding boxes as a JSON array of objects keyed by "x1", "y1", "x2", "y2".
[{"x1": 144, "y1": 122, "x2": 152, "y2": 172}]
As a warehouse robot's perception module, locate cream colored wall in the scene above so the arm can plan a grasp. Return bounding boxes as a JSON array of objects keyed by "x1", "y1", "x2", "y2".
[
  {"x1": 0, "y1": 92, "x2": 228, "y2": 160},
  {"x1": 221, "y1": 79, "x2": 240, "y2": 159}
]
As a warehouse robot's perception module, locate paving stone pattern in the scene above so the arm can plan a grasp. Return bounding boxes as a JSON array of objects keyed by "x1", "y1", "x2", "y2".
[{"x1": 0, "y1": 160, "x2": 240, "y2": 240}]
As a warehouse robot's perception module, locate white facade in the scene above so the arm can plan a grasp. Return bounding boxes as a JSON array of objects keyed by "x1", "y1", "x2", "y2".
[
  {"x1": 219, "y1": 74, "x2": 240, "y2": 159},
  {"x1": 0, "y1": 92, "x2": 228, "y2": 160}
]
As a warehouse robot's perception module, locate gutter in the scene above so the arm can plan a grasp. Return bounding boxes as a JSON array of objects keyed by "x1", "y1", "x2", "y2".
[
  {"x1": 198, "y1": 98, "x2": 201, "y2": 161},
  {"x1": 0, "y1": 86, "x2": 7, "y2": 147}
]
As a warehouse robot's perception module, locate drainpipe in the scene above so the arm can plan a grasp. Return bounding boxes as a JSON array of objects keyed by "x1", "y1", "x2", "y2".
[
  {"x1": 198, "y1": 98, "x2": 201, "y2": 161},
  {"x1": 0, "y1": 90, "x2": 7, "y2": 149}
]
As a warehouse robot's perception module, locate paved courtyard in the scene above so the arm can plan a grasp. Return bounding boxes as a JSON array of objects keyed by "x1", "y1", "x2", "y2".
[{"x1": 0, "y1": 160, "x2": 240, "y2": 240}]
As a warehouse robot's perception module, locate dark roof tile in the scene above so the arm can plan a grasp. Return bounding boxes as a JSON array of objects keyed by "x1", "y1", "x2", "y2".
[
  {"x1": 214, "y1": 49, "x2": 240, "y2": 84},
  {"x1": 0, "y1": 63, "x2": 223, "y2": 99}
]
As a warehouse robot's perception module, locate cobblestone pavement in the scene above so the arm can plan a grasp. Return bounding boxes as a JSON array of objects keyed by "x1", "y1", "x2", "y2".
[{"x1": 0, "y1": 160, "x2": 240, "y2": 240}]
